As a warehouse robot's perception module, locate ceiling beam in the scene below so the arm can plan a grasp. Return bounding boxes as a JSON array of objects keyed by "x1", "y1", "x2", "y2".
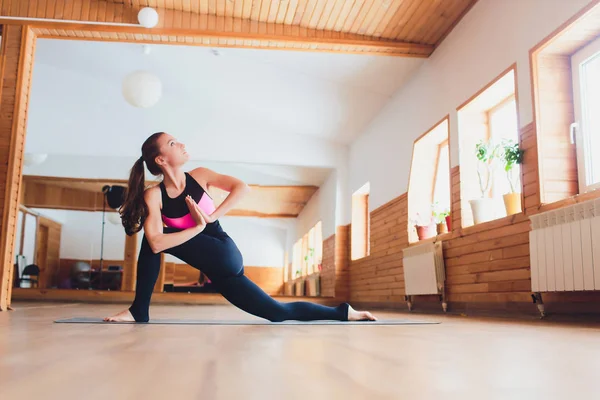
[
  {"x1": 21, "y1": 175, "x2": 317, "y2": 218},
  {"x1": 0, "y1": 0, "x2": 434, "y2": 57}
]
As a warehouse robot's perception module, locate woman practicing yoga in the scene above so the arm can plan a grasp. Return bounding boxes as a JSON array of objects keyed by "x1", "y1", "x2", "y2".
[{"x1": 104, "y1": 132, "x2": 376, "y2": 323}]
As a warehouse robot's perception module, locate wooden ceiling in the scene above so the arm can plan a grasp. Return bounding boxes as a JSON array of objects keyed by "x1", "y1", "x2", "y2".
[
  {"x1": 101, "y1": 0, "x2": 477, "y2": 43},
  {"x1": 0, "y1": 0, "x2": 478, "y2": 57},
  {"x1": 21, "y1": 175, "x2": 318, "y2": 218}
]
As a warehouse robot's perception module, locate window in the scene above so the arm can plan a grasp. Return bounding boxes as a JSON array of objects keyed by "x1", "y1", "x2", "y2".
[
  {"x1": 292, "y1": 239, "x2": 302, "y2": 279},
  {"x1": 314, "y1": 221, "x2": 323, "y2": 273},
  {"x1": 433, "y1": 140, "x2": 451, "y2": 211},
  {"x1": 351, "y1": 182, "x2": 370, "y2": 260},
  {"x1": 291, "y1": 221, "x2": 323, "y2": 278},
  {"x1": 408, "y1": 118, "x2": 451, "y2": 242},
  {"x1": 457, "y1": 67, "x2": 520, "y2": 228},
  {"x1": 283, "y1": 251, "x2": 289, "y2": 283},
  {"x1": 572, "y1": 35, "x2": 600, "y2": 193},
  {"x1": 489, "y1": 95, "x2": 520, "y2": 201},
  {"x1": 531, "y1": 3, "x2": 600, "y2": 207}
]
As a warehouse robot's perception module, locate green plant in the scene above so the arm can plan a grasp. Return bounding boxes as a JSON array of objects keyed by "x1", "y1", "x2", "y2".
[
  {"x1": 304, "y1": 247, "x2": 314, "y2": 270},
  {"x1": 431, "y1": 201, "x2": 450, "y2": 224},
  {"x1": 499, "y1": 138, "x2": 524, "y2": 193},
  {"x1": 475, "y1": 139, "x2": 500, "y2": 197},
  {"x1": 432, "y1": 207, "x2": 450, "y2": 224}
]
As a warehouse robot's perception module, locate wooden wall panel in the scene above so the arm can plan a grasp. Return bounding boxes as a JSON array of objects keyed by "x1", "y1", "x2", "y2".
[
  {"x1": 0, "y1": 25, "x2": 36, "y2": 311},
  {"x1": 350, "y1": 130, "x2": 600, "y2": 314},
  {"x1": 164, "y1": 262, "x2": 283, "y2": 295},
  {"x1": 153, "y1": 253, "x2": 166, "y2": 293},
  {"x1": 535, "y1": 55, "x2": 579, "y2": 205},
  {"x1": 450, "y1": 166, "x2": 462, "y2": 231},
  {"x1": 520, "y1": 123, "x2": 541, "y2": 214},
  {"x1": 22, "y1": 180, "x2": 105, "y2": 212},
  {"x1": 56, "y1": 258, "x2": 283, "y2": 294},
  {"x1": 319, "y1": 226, "x2": 350, "y2": 300},
  {"x1": 349, "y1": 194, "x2": 407, "y2": 305},
  {"x1": 320, "y1": 233, "x2": 335, "y2": 297},
  {"x1": 121, "y1": 231, "x2": 138, "y2": 291},
  {"x1": 36, "y1": 216, "x2": 61, "y2": 289},
  {"x1": 334, "y1": 225, "x2": 350, "y2": 301},
  {"x1": 244, "y1": 266, "x2": 284, "y2": 295},
  {"x1": 21, "y1": 175, "x2": 318, "y2": 218}
]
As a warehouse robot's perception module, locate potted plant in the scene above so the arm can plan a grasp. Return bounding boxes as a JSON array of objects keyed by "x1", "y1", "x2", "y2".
[
  {"x1": 294, "y1": 270, "x2": 304, "y2": 296},
  {"x1": 304, "y1": 247, "x2": 314, "y2": 273},
  {"x1": 499, "y1": 138, "x2": 524, "y2": 215},
  {"x1": 411, "y1": 212, "x2": 436, "y2": 240},
  {"x1": 470, "y1": 139, "x2": 499, "y2": 224},
  {"x1": 432, "y1": 204, "x2": 450, "y2": 234}
]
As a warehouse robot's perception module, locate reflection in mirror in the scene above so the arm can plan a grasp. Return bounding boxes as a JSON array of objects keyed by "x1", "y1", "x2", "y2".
[{"x1": 16, "y1": 38, "x2": 343, "y2": 300}]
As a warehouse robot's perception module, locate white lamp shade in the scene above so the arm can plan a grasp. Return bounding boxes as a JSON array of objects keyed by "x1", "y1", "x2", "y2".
[
  {"x1": 107, "y1": 212, "x2": 122, "y2": 225},
  {"x1": 138, "y1": 7, "x2": 159, "y2": 28},
  {"x1": 122, "y1": 70, "x2": 162, "y2": 108},
  {"x1": 24, "y1": 153, "x2": 48, "y2": 166}
]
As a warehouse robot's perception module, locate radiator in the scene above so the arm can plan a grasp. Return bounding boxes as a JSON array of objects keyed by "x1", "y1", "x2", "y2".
[
  {"x1": 402, "y1": 241, "x2": 447, "y2": 312},
  {"x1": 529, "y1": 197, "x2": 600, "y2": 293}
]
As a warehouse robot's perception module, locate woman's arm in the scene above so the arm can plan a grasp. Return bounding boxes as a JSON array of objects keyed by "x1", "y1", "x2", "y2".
[
  {"x1": 190, "y1": 167, "x2": 250, "y2": 222},
  {"x1": 143, "y1": 187, "x2": 205, "y2": 253}
]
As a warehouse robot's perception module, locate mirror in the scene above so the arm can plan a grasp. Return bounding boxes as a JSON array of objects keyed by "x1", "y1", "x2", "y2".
[{"x1": 16, "y1": 38, "x2": 337, "y2": 298}]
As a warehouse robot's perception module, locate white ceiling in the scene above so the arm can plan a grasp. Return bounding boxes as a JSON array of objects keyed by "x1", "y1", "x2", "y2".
[{"x1": 25, "y1": 39, "x2": 423, "y2": 184}]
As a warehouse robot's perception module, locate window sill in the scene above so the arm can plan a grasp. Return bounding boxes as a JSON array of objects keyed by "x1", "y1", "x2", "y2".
[
  {"x1": 458, "y1": 212, "x2": 528, "y2": 236},
  {"x1": 351, "y1": 254, "x2": 370, "y2": 262},
  {"x1": 538, "y1": 187, "x2": 600, "y2": 214},
  {"x1": 291, "y1": 272, "x2": 322, "y2": 281},
  {"x1": 408, "y1": 232, "x2": 452, "y2": 247}
]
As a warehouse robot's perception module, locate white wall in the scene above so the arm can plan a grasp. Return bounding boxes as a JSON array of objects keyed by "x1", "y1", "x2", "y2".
[
  {"x1": 27, "y1": 57, "x2": 348, "y2": 169},
  {"x1": 335, "y1": 154, "x2": 350, "y2": 231},
  {"x1": 348, "y1": 0, "x2": 593, "y2": 216},
  {"x1": 51, "y1": 210, "x2": 127, "y2": 261},
  {"x1": 33, "y1": 208, "x2": 68, "y2": 224},
  {"x1": 215, "y1": 217, "x2": 288, "y2": 267},
  {"x1": 293, "y1": 170, "x2": 337, "y2": 248},
  {"x1": 22, "y1": 214, "x2": 37, "y2": 265}
]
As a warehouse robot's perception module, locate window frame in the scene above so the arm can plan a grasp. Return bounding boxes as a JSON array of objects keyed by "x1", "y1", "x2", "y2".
[
  {"x1": 407, "y1": 116, "x2": 451, "y2": 243},
  {"x1": 456, "y1": 65, "x2": 520, "y2": 228},
  {"x1": 571, "y1": 34, "x2": 600, "y2": 193},
  {"x1": 486, "y1": 94, "x2": 519, "y2": 200},
  {"x1": 351, "y1": 183, "x2": 370, "y2": 260},
  {"x1": 432, "y1": 138, "x2": 450, "y2": 207}
]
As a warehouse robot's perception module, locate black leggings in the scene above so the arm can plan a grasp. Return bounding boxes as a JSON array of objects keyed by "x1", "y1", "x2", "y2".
[{"x1": 129, "y1": 227, "x2": 349, "y2": 322}]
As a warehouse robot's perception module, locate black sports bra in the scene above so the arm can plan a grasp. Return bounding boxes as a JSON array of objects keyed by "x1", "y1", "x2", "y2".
[{"x1": 159, "y1": 172, "x2": 218, "y2": 230}]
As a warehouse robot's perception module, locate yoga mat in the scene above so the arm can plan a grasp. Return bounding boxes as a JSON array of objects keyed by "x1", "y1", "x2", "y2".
[{"x1": 54, "y1": 317, "x2": 439, "y2": 325}]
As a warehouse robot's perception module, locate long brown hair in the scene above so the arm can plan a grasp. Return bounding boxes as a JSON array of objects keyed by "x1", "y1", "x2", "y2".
[{"x1": 120, "y1": 132, "x2": 165, "y2": 235}]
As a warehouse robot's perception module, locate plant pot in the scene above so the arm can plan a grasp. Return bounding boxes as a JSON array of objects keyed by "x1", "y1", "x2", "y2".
[
  {"x1": 294, "y1": 279, "x2": 305, "y2": 296},
  {"x1": 503, "y1": 192, "x2": 522, "y2": 215},
  {"x1": 436, "y1": 222, "x2": 448, "y2": 235},
  {"x1": 445, "y1": 215, "x2": 452, "y2": 231},
  {"x1": 284, "y1": 281, "x2": 294, "y2": 296},
  {"x1": 306, "y1": 276, "x2": 318, "y2": 296},
  {"x1": 416, "y1": 223, "x2": 437, "y2": 240},
  {"x1": 469, "y1": 198, "x2": 495, "y2": 224}
]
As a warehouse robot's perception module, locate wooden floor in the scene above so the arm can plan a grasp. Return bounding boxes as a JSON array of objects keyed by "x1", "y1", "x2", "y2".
[{"x1": 1, "y1": 302, "x2": 599, "y2": 399}]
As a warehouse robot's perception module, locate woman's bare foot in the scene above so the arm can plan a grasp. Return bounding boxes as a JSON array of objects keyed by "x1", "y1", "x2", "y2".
[
  {"x1": 347, "y1": 304, "x2": 377, "y2": 321},
  {"x1": 103, "y1": 309, "x2": 135, "y2": 322}
]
